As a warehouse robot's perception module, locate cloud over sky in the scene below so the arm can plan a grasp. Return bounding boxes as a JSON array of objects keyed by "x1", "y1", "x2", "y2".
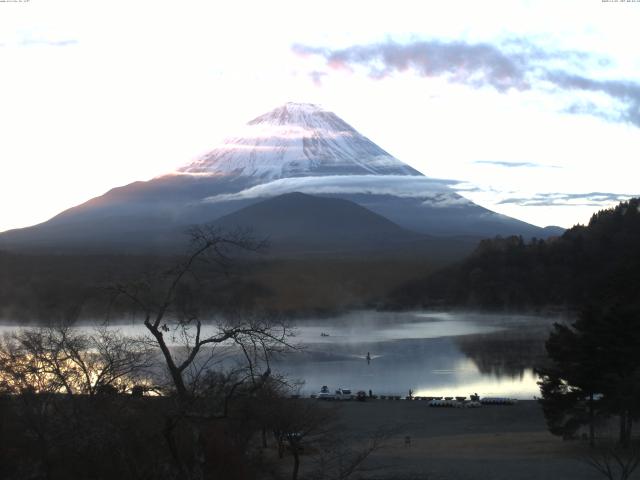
[
  {"x1": 293, "y1": 41, "x2": 530, "y2": 92},
  {"x1": 546, "y1": 71, "x2": 640, "y2": 126},
  {"x1": 294, "y1": 39, "x2": 640, "y2": 127},
  {"x1": 498, "y1": 192, "x2": 636, "y2": 207},
  {"x1": 474, "y1": 161, "x2": 559, "y2": 168}
]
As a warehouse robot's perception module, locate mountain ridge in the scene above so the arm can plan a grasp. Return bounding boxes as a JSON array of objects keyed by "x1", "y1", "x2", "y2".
[
  {"x1": 0, "y1": 102, "x2": 562, "y2": 253},
  {"x1": 214, "y1": 191, "x2": 416, "y2": 252}
]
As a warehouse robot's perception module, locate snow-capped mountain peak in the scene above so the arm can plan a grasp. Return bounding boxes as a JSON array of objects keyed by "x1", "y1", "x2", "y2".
[
  {"x1": 178, "y1": 102, "x2": 422, "y2": 180},
  {"x1": 247, "y1": 102, "x2": 355, "y2": 131}
]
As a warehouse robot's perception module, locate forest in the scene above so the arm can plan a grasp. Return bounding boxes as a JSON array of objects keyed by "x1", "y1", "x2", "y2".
[{"x1": 388, "y1": 198, "x2": 640, "y2": 312}]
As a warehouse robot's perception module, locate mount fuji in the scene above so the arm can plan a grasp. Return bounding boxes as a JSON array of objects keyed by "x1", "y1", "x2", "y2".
[
  {"x1": 0, "y1": 102, "x2": 559, "y2": 254},
  {"x1": 179, "y1": 102, "x2": 421, "y2": 179}
]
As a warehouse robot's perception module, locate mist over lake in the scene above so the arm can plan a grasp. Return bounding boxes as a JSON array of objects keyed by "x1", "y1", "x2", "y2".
[
  {"x1": 0, "y1": 310, "x2": 557, "y2": 399},
  {"x1": 273, "y1": 311, "x2": 555, "y2": 399}
]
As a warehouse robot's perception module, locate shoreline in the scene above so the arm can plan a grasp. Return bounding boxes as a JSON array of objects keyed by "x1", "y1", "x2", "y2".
[{"x1": 291, "y1": 399, "x2": 604, "y2": 480}]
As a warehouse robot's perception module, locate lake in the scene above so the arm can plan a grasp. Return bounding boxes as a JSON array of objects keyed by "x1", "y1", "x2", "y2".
[
  {"x1": 0, "y1": 310, "x2": 560, "y2": 399},
  {"x1": 273, "y1": 311, "x2": 557, "y2": 399}
]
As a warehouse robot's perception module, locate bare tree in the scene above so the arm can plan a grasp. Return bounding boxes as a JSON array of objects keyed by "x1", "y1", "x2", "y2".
[
  {"x1": 0, "y1": 331, "x2": 62, "y2": 480},
  {"x1": 111, "y1": 225, "x2": 295, "y2": 479},
  {"x1": 267, "y1": 396, "x2": 336, "y2": 480},
  {"x1": 584, "y1": 446, "x2": 640, "y2": 480},
  {"x1": 262, "y1": 389, "x2": 392, "y2": 480},
  {"x1": 111, "y1": 226, "x2": 288, "y2": 401},
  {"x1": 0, "y1": 326, "x2": 153, "y2": 480},
  {"x1": 0, "y1": 326, "x2": 152, "y2": 397},
  {"x1": 309, "y1": 427, "x2": 392, "y2": 480}
]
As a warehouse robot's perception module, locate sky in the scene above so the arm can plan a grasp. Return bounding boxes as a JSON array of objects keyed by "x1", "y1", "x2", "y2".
[{"x1": 1, "y1": 0, "x2": 639, "y2": 232}]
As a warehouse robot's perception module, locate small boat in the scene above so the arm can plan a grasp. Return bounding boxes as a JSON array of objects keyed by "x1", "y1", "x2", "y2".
[
  {"x1": 320, "y1": 332, "x2": 330, "y2": 337},
  {"x1": 317, "y1": 385, "x2": 335, "y2": 400}
]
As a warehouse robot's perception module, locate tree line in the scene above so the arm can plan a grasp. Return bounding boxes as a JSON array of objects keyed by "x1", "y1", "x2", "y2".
[{"x1": 389, "y1": 198, "x2": 640, "y2": 312}]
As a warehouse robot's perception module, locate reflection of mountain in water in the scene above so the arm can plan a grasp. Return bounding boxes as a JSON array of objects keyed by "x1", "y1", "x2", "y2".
[{"x1": 456, "y1": 329, "x2": 549, "y2": 379}]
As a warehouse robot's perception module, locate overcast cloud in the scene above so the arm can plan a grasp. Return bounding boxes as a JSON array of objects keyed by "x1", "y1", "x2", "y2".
[{"x1": 294, "y1": 39, "x2": 640, "y2": 127}]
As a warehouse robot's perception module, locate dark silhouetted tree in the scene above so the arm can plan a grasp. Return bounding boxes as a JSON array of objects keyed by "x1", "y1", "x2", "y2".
[{"x1": 538, "y1": 303, "x2": 640, "y2": 447}]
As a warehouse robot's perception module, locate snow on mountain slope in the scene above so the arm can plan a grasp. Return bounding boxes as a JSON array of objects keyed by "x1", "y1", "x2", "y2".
[
  {"x1": 179, "y1": 102, "x2": 422, "y2": 179},
  {"x1": 174, "y1": 102, "x2": 539, "y2": 237}
]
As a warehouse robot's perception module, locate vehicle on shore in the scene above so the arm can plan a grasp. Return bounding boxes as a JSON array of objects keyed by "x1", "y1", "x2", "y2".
[
  {"x1": 335, "y1": 388, "x2": 353, "y2": 400},
  {"x1": 317, "y1": 385, "x2": 335, "y2": 400}
]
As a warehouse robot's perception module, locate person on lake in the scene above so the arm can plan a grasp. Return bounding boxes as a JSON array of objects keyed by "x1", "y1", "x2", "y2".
[{"x1": 366, "y1": 352, "x2": 371, "y2": 365}]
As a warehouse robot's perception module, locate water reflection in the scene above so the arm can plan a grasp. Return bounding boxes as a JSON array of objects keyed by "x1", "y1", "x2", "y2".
[
  {"x1": 0, "y1": 311, "x2": 559, "y2": 399},
  {"x1": 272, "y1": 311, "x2": 557, "y2": 399},
  {"x1": 455, "y1": 330, "x2": 549, "y2": 379}
]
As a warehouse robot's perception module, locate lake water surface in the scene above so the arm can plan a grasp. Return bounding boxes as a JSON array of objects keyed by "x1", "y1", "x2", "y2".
[
  {"x1": 273, "y1": 311, "x2": 556, "y2": 399},
  {"x1": 0, "y1": 310, "x2": 559, "y2": 399}
]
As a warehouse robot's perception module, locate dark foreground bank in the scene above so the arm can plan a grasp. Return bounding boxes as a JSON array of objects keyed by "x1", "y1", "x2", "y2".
[{"x1": 286, "y1": 399, "x2": 619, "y2": 480}]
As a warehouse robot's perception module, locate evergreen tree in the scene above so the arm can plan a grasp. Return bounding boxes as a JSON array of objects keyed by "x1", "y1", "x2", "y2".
[{"x1": 538, "y1": 304, "x2": 640, "y2": 446}]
